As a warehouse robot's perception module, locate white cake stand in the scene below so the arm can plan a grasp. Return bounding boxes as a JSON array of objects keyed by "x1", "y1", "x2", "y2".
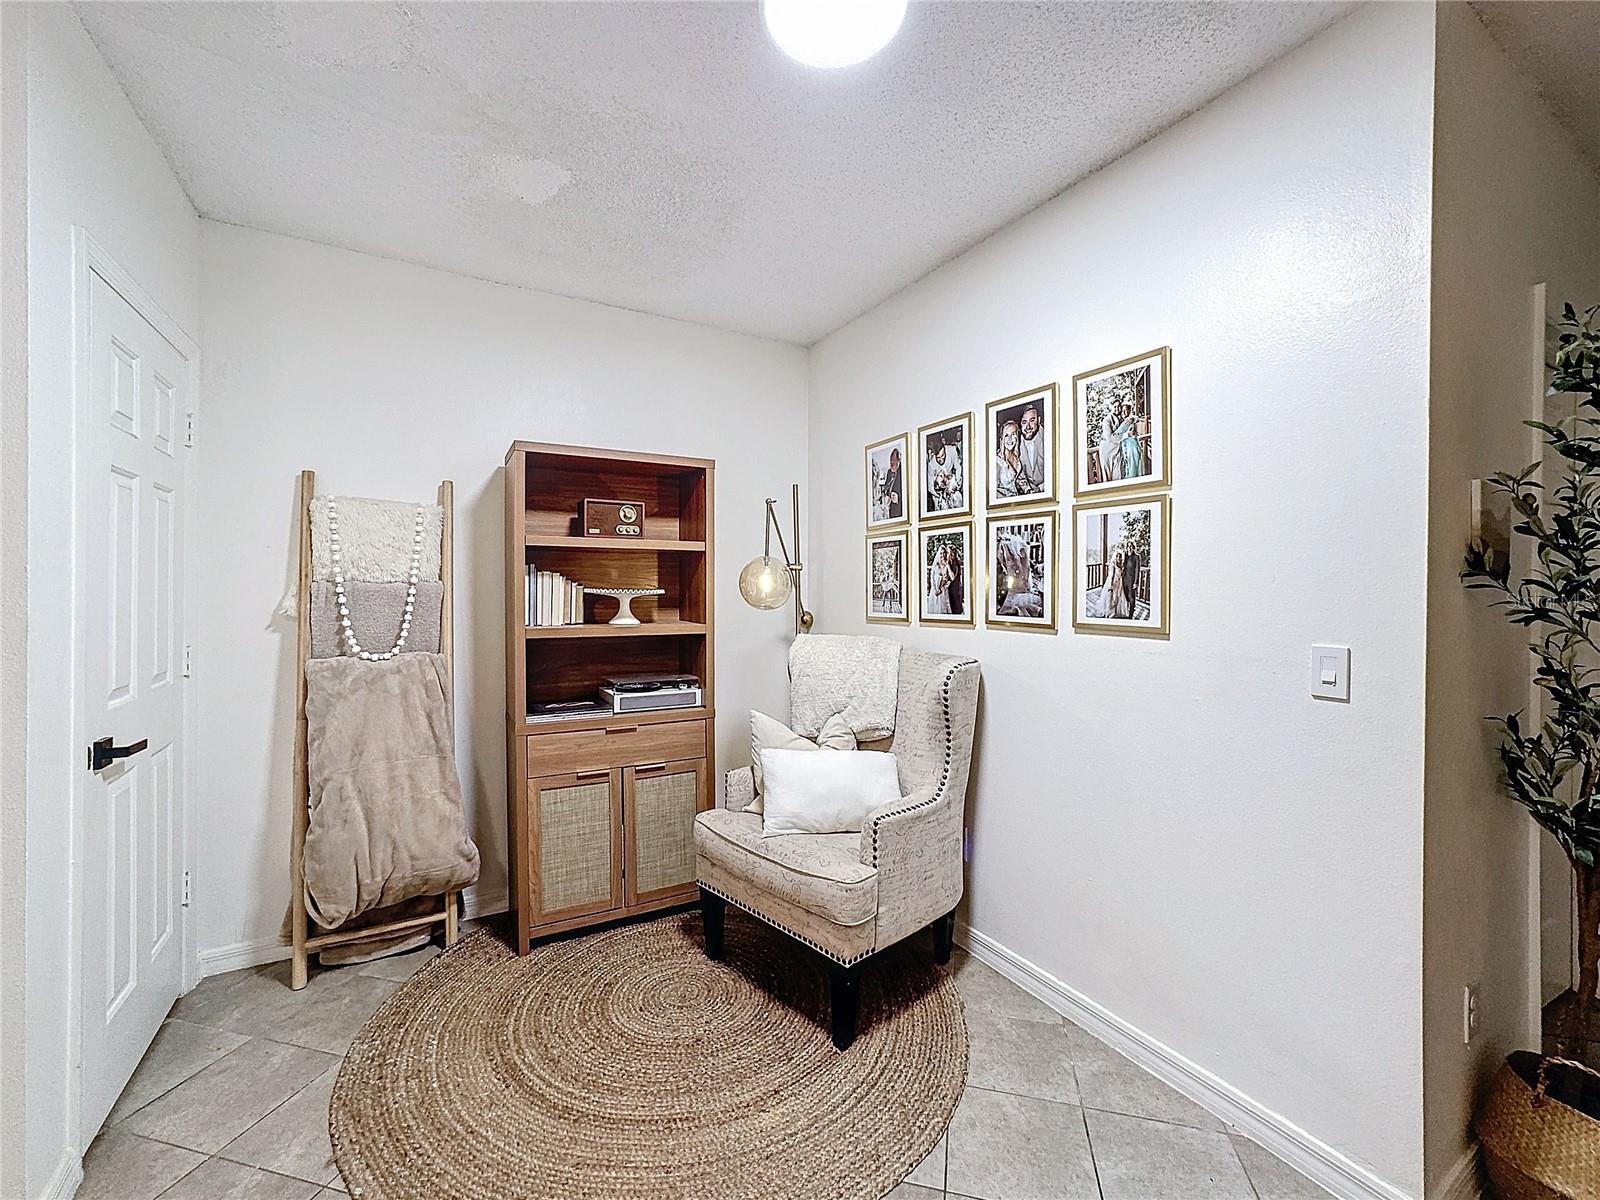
[{"x1": 587, "y1": 586, "x2": 665, "y2": 626}]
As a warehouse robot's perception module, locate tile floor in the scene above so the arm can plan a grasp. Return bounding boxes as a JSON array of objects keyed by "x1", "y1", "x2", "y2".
[{"x1": 83, "y1": 929, "x2": 1332, "y2": 1200}]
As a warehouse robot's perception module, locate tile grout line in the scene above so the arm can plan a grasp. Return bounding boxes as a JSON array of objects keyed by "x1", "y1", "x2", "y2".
[
  {"x1": 147, "y1": 1151, "x2": 208, "y2": 1200},
  {"x1": 1228, "y1": 1132, "x2": 1264, "y2": 1200},
  {"x1": 1076, "y1": 1065, "x2": 1107, "y2": 1200},
  {"x1": 212, "y1": 1056, "x2": 341, "y2": 1165},
  {"x1": 960, "y1": 1081, "x2": 1221, "y2": 1137},
  {"x1": 108, "y1": 1035, "x2": 257, "y2": 1127}
]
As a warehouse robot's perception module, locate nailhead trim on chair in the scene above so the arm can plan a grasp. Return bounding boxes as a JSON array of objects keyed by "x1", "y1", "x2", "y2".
[
  {"x1": 698, "y1": 880, "x2": 875, "y2": 966},
  {"x1": 865, "y1": 658, "x2": 977, "y2": 869}
]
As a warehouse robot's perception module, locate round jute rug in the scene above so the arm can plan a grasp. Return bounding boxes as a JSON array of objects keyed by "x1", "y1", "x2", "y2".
[{"x1": 329, "y1": 909, "x2": 967, "y2": 1200}]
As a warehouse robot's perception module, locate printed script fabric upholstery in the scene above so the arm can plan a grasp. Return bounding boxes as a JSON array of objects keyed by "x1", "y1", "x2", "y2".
[
  {"x1": 862, "y1": 651, "x2": 979, "y2": 947},
  {"x1": 310, "y1": 495, "x2": 444, "y2": 583},
  {"x1": 697, "y1": 859, "x2": 878, "y2": 965},
  {"x1": 787, "y1": 634, "x2": 901, "y2": 740},
  {"x1": 303, "y1": 652, "x2": 479, "y2": 929},
  {"x1": 694, "y1": 809, "x2": 878, "y2": 927},
  {"x1": 724, "y1": 766, "x2": 756, "y2": 811},
  {"x1": 700, "y1": 641, "x2": 979, "y2": 962},
  {"x1": 308, "y1": 581, "x2": 444, "y2": 659}
]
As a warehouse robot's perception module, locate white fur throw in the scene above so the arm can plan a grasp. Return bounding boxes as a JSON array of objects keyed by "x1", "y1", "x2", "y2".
[
  {"x1": 311, "y1": 496, "x2": 443, "y2": 583},
  {"x1": 788, "y1": 634, "x2": 901, "y2": 741}
]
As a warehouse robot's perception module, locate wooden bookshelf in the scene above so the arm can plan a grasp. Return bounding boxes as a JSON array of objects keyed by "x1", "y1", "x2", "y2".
[{"x1": 504, "y1": 441, "x2": 715, "y2": 954}]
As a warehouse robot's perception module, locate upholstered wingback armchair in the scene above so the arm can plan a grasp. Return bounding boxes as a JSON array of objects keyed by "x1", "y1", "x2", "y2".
[{"x1": 693, "y1": 644, "x2": 980, "y2": 1048}]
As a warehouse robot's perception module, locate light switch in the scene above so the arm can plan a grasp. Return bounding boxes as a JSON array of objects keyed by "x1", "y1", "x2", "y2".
[{"x1": 1310, "y1": 645, "x2": 1350, "y2": 702}]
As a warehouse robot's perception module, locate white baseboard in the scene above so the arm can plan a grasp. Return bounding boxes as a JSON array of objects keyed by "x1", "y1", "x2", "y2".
[
  {"x1": 955, "y1": 921, "x2": 1415, "y2": 1200},
  {"x1": 39, "y1": 1146, "x2": 82, "y2": 1200},
  {"x1": 1430, "y1": 1144, "x2": 1482, "y2": 1200},
  {"x1": 196, "y1": 888, "x2": 510, "y2": 979},
  {"x1": 464, "y1": 887, "x2": 507, "y2": 919},
  {"x1": 197, "y1": 934, "x2": 289, "y2": 976}
]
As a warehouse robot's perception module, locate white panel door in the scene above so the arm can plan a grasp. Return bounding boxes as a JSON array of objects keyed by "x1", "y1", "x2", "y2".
[{"x1": 80, "y1": 269, "x2": 188, "y2": 1142}]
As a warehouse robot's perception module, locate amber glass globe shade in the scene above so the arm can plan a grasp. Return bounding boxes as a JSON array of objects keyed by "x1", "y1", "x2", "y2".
[{"x1": 739, "y1": 555, "x2": 792, "y2": 610}]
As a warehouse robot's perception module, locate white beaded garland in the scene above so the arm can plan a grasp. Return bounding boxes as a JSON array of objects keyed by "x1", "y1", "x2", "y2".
[{"x1": 328, "y1": 496, "x2": 427, "y2": 662}]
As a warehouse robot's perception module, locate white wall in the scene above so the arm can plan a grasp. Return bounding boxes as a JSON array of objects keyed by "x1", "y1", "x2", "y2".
[
  {"x1": 807, "y1": 5, "x2": 1434, "y2": 1194},
  {"x1": 1, "y1": 5, "x2": 30, "y2": 1195},
  {"x1": 1422, "y1": 7, "x2": 1600, "y2": 1194},
  {"x1": 193, "y1": 222, "x2": 808, "y2": 967},
  {"x1": 23, "y1": 6, "x2": 201, "y2": 1193}
]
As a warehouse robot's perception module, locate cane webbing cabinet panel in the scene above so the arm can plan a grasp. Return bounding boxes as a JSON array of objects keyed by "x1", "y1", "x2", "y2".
[
  {"x1": 626, "y1": 760, "x2": 704, "y2": 902},
  {"x1": 533, "y1": 772, "x2": 620, "y2": 919},
  {"x1": 505, "y1": 442, "x2": 715, "y2": 952}
]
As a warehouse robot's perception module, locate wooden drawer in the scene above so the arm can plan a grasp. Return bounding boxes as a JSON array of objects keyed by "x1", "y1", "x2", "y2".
[{"x1": 527, "y1": 719, "x2": 705, "y2": 777}]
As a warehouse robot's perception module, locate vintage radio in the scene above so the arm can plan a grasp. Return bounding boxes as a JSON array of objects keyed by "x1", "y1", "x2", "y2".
[{"x1": 581, "y1": 498, "x2": 646, "y2": 538}]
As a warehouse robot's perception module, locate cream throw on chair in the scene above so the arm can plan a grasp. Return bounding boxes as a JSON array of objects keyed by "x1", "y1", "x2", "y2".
[{"x1": 694, "y1": 643, "x2": 979, "y2": 1049}]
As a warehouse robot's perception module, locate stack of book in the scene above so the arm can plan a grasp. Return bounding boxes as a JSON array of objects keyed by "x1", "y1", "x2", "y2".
[{"x1": 525, "y1": 565, "x2": 584, "y2": 626}]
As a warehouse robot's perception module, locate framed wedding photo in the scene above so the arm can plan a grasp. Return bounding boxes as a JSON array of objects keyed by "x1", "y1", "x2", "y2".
[
  {"x1": 917, "y1": 412, "x2": 973, "y2": 522},
  {"x1": 865, "y1": 531, "x2": 910, "y2": 625},
  {"x1": 986, "y1": 383, "x2": 1057, "y2": 509},
  {"x1": 865, "y1": 432, "x2": 910, "y2": 529},
  {"x1": 1073, "y1": 347, "x2": 1171, "y2": 498},
  {"x1": 919, "y1": 522, "x2": 975, "y2": 627},
  {"x1": 1072, "y1": 494, "x2": 1170, "y2": 636},
  {"x1": 985, "y1": 510, "x2": 1057, "y2": 632}
]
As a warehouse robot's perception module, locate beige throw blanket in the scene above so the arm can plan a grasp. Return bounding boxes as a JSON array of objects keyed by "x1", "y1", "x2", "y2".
[
  {"x1": 788, "y1": 634, "x2": 901, "y2": 741},
  {"x1": 308, "y1": 581, "x2": 444, "y2": 659},
  {"x1": 303, "y1": 652, "x2": 479, "y2": 930}
]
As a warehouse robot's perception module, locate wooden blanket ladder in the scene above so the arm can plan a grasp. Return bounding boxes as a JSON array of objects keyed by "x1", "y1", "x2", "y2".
[{"x1": 289, "y1": 468, "x2": 461, "y2": 990}]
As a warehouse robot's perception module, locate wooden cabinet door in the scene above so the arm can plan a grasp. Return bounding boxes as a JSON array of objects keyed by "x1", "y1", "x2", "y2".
[
  {"x1": 623, "y1": 758, "x2": 709, "y2": 906},
  {"x1": 529, "y1": 769, "x2": 623, "y2": 925}
]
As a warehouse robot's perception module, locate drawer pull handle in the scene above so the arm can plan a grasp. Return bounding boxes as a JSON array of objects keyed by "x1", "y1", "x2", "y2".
[
  {"x1": 636, "y1": 762, "x2": 668, "y2": 774},
  {"x1": 575, "y1": 769, "x2": 610, "y2": 781},
  {"x1": 605, "y1": 726, "x2": 638, "y2": 736}
]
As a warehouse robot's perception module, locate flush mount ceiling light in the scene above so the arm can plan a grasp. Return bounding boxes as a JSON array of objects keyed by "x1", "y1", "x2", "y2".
[{"x1": 762, "y1": 0, "x2": 908, "y2": 69}]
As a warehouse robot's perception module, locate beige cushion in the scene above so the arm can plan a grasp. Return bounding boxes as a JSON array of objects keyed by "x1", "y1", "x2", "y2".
[
  {"x1": 746, "y1": 710, "x2": 856, "y2": 811},
  {"x1": 693, "y1": 809, "x2": 878, "y2": 927}
]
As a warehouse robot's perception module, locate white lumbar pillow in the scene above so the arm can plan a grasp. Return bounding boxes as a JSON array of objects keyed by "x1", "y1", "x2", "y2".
[
  {"x1": 746, "y1": 710, "x2": 857, "y2": 813},
  {"x1": 759, "y1": 747, "x2": 901, "y2": 838}
]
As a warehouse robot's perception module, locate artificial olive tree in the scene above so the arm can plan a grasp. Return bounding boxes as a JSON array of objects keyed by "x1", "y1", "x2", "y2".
[{"x1": 1464, "y1": 302, "x2": 1600, "y2": 1056}]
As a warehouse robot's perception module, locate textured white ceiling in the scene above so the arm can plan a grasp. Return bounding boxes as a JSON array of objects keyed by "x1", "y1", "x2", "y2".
[
  {"x1": 77, "y1": 1, "x2": 1352, "y2": 344},
  {"x1": 1473, "y1": 1, "x2": 1600, "y2": 172}
]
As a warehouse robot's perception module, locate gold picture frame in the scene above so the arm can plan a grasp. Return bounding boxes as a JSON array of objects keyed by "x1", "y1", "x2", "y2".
[
  {"x1": 985, "y1": 383, "x2": 1058, "y2": 510},
  {"x1": 916, "y1": 411, "x2": 974, "y2": 522},
  {"x1": 865, "y1": 531, "x2": 911, "y2": 625},
  {"x1": 985, "y1": 509, "x2": 1058, "y2": 632},
  {"x1": 1071, "y1": 494, "x2": 1170, "y2": 637},
  {"x1": 918, "y1": 521, "x2": 975, "y2": 627},
  {"x1": 865, "y1": 431, "x2": 910, "y2": 530},
  {"x1": 1072, "y1": 347, "x2": 1172, "y2": 499}
]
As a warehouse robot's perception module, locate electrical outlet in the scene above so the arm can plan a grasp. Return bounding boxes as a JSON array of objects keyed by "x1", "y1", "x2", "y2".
[{"x1": 1463, "y1": 983, "x2": 1480, "y2": 1044}]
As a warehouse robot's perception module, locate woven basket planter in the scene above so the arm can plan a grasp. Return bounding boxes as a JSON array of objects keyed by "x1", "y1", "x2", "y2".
[{"x1": 1477, "y1": 1051, "x2": 1600, "y2": 1200}]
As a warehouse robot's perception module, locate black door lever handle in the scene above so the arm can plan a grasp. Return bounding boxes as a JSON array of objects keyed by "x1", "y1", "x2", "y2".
[{"x1": 89, "y1": 737, "x2": 149, "y2": 772}]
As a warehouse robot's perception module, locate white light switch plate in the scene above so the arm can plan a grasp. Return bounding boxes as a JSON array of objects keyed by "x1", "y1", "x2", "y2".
[{"x1": 1310, "y1": 645, "x2": 1350, "y2": 701}]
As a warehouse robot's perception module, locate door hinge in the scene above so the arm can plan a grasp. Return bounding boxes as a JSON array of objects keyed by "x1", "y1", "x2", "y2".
[
  {"x1": 183, "y1": 644, "x2": 193, "y2": 678},
  {"x1": 182, "y1": 870, "x2": 191, "y2": 908},
  {"x1": 184, "y1": 411, "x2": 196, "y2": 448}
]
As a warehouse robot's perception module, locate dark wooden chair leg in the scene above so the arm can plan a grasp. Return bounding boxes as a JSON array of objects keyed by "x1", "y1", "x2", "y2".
[
  {"x1": 932, "y1": 908, "x2": 956, "y2": 966},
  {"x1": 830, "y1": 962, "x2": 861, "y2": 1051},
  {"x1": 699, "y1": 887, "x2": 725, "y2": 960}
]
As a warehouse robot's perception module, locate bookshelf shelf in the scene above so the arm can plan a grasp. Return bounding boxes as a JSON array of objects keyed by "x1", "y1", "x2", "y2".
[
  {"x1": 524, "y1": 529, "x2": 705, "y2": 553},
  {"x1": 522, "y1": 621, "x2": 707, "y2": 640}
]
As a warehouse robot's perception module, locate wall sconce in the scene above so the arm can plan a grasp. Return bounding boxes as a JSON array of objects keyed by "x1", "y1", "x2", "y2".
[{"x1": 738, "y1": 483, "x2": 814, "y2": 637}]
